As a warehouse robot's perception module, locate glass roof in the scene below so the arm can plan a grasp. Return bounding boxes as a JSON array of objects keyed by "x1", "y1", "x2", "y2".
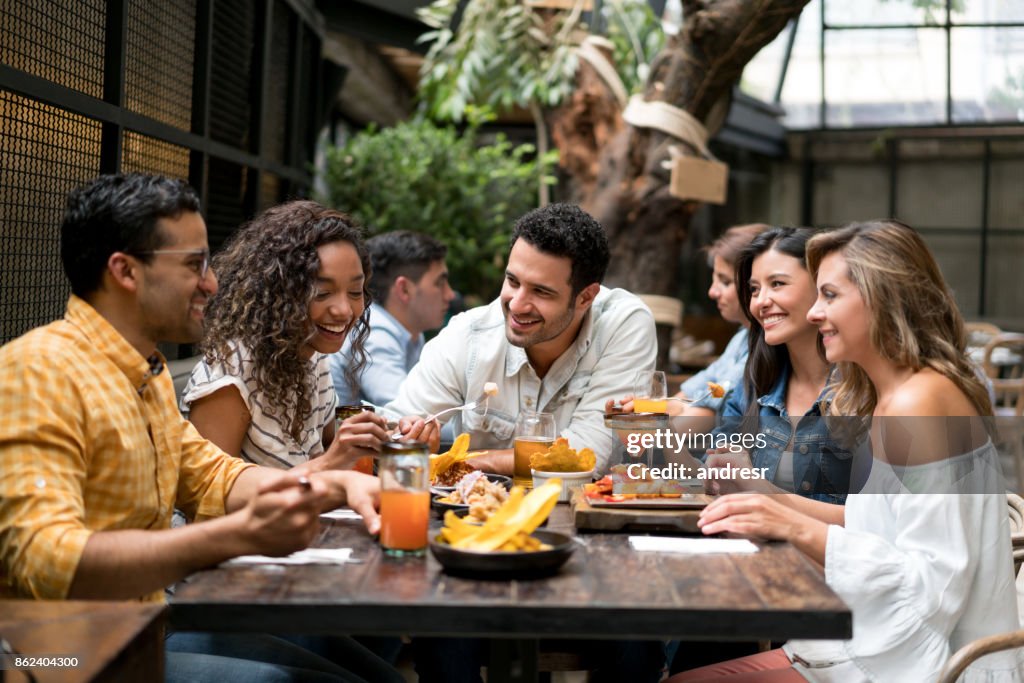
[{"x1": 740, "y1": 0, "x2": 1024, "y2": 128}]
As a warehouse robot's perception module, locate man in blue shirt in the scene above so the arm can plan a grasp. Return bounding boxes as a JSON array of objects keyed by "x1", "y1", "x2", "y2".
[{"x1": 330, "y1": 231, "x2": 455, "y2": 406}]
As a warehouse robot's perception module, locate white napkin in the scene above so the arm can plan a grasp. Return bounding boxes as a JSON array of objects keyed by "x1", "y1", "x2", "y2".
[
  {"x1": 320, "y1": 508, "x2": 363, "y2": 521},
  {"x1": 222, "y1": 548, "x2": 360, "y2": 566},
  {"x1": 628, "y1": 536, "x2": 759, "y2": 554}
]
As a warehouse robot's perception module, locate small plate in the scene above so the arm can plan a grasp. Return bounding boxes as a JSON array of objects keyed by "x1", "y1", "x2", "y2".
[
  {"x1": 586, "y1": 493, "x2": 713, "y2": 509},
  {"x1": 429, "y1": 530, "x2": 574, "y2": 578},
  {"x1": 430, "y1": 473, "x2": 512, "y2": 494},
  {"x1": 431, "y1": 494, "x2": 469, "y2": 512}
]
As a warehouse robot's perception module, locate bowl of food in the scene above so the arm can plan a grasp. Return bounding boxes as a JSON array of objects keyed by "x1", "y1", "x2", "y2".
[
  {"x1": 531, "y1": 468, "x2": 594, "y2": 503},
  {"x1": 429, "y1": 529, "x2": 574, "y2": 578},
  {"x1": 430, "y1": 480, "x2": 569, "y2": 577},
  {"x1": 431, "y1": 473, "x2": 511, "y2": 495},
  {"x1": 431, "y1": 470, "x2": 510, "y2": 521},
  {"x1": 527, "y1": 438, "x2": 597, "y2": 503}
]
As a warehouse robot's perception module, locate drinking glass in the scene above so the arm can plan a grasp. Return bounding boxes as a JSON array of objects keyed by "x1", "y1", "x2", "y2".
[
  {"x1": 378, "y1": 440, "x2": 430, "y2": 557},
  {"x1": 633, "y1": 370, "x2": 668, "y2": 413},
  {"x1": 513, "y1": 411, "x2": 556, "y2": 488},
  {"x1": 336, "y1": 404, "x2": 375, "y2": 474}
]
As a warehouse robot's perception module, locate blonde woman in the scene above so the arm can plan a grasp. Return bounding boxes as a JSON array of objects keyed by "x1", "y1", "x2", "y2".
[{"x1": 672, "y1": 220, "x2": 1021, "y2": 682}]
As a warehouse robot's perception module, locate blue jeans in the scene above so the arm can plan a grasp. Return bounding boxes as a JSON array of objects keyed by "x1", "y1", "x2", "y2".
[{"x1": 165, "y1": 632, "x2": 403, "y2": 683}]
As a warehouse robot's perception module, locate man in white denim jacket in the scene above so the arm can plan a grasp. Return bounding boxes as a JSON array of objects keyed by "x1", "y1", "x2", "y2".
[{"x1": 384, "y1": 203, "x2": 657, "y2": 476}]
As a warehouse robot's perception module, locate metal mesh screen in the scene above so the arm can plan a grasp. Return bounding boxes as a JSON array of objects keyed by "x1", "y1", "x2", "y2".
[
  {"x1": 0, "y1": 0, "x2": 106, "y2": 99},
  {"x1": 210, "y1": 0, "x2": 254, "y2": 149},
  {"x1": 122, "y1": 131, "x2": 190, "y2": 179},
  {"x1": 206, "y1": 156, "x2": 247, "y2": 252},
  {"x1": 0, "y1": 91, "x2": 101, "y2": 343},
  {"x1": 125, "y1": 0, "x2": 195, "y2": 130},
  {"x1": 263, "y1": 0, "x2": 292, "y2": 164}
]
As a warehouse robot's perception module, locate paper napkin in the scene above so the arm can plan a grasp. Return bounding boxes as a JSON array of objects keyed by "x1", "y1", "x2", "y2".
[
  {"x1": 628, "y1": 536, "x2": 759, "y2": 554},
  {"x1": 222, "y1": 548, "x2": 360, "y2": 566}
]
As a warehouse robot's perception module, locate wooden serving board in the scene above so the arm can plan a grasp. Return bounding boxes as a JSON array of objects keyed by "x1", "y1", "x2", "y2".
[{"x1": 572, "y1": 491, "x2": 711, "y2": 533}]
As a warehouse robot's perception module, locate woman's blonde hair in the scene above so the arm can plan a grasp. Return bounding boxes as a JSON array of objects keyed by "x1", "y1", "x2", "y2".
[{"x1": 806, "y1": 220, "x2": 991, "y2": 417}]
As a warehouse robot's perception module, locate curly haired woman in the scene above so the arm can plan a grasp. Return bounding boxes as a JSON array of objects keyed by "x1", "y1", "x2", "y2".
[{"x1": 182, "y1": 200, "x2": 436, "y2": 472}]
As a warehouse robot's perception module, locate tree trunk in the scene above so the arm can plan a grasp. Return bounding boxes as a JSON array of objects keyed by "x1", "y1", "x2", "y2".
[{"x1": 556, "y1": 0, "x2": 809, "y2": 366}]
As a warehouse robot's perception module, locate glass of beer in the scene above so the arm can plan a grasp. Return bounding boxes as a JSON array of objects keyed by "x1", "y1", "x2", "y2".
[
  {"x1": 378, "y1": 440, "x2": 430, "y2": 557},
  {"x1": 513, "y1": 411, "x2": 556, "y2": 488},
  {"x1": 632, "y1": 370, "x2": 668, "y2": 413}
]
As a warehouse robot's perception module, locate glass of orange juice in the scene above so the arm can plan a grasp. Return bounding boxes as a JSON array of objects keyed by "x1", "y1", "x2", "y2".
[
  {"x1": 513, "y1": 411, "x2": 556, "y2": 488},
  {"x1": 378, "y1": 440, "x2": 430, "y2": 557},
  {"x1": 632, "y1": 370, "x2": 668, "y2": 413}
]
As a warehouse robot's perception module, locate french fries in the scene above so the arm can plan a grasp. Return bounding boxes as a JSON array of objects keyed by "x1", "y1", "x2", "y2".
[{"x1": 438, "y1": 479, "x2": 562, "y2": 552}]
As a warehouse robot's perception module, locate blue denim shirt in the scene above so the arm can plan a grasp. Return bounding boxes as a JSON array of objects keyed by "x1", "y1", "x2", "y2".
[
  {"x1": 720, "y1": 364, "x2": 851, "y2": 504},
  {"x1": 680, "y1": 328, "x2": 747, "y2": 414}
]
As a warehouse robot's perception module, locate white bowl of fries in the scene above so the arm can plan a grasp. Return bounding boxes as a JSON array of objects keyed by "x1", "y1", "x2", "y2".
[{"x1": 531, "y1": 468, "x2": 595, "y2": 503}]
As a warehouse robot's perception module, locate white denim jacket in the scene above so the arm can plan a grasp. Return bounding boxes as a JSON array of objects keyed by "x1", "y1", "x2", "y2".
[{"x1": 384, "y1": 286, "x2": 657, "y2": 473}]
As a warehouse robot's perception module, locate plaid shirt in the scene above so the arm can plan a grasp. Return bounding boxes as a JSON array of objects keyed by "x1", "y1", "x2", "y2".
[{"x1": 0, "y1": 295, "x2": 254, "y2": 600}]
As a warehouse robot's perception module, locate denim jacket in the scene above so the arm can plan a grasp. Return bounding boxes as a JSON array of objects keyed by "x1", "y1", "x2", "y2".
[{"x1": 720, "y1": 364, "x2": 851, "y2": 504}]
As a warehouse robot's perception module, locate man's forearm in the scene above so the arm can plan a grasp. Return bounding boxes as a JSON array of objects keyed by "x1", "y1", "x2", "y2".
[
  {"x1": 67, "y1": 513, "x2": 250, "y2": 599},
  {"x1": 470, "y1": 449, "x2": 513, "y2": 476}
]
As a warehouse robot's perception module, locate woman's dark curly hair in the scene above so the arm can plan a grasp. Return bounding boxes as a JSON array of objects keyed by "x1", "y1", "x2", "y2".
[{"x1": 201, "y1": 200, "x2": 372, "y2": 440}]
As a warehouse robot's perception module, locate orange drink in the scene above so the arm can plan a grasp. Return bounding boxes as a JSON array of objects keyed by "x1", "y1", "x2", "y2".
[
  {"x1": 379, "y1": 489, "x2": 430, "y2": 554},
  {"x1": 378, "y1": 440, "x2": 430, "y2": 556},
  {"x1": 633, "y1": 398, "x2": 668, "y2": 413},
  {"x1": 514, "y1": 438, "x2": 553, "y2": 487},
  {"x1": 353, "y1": 456, "x2": 374, "y2": 475}
]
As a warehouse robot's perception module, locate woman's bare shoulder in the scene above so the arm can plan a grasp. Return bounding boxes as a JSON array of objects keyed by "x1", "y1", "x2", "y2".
[{"x1": 878, "y1": 369, "x2": 977, "y2": 417}]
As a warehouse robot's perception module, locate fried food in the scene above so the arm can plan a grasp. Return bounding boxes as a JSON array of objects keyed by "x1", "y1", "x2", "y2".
[
  {"x1": 707, "y1": 381, "x2": 726, "y2": 398},
  {"x1": 443, "y1": 471, "x2": 510, "y2": 521},
  {"x1": 438, "y1": 480, "x2": 561, "y2": 552},
  {"x1": 434, "y1": 462, "x2": 476, "y2": 487},
  {"x1": 429, "y1": 433, "x2": 487, "y2": 485},
  {"x1": 529, "y1": 437, "x2": 596, "y2": 473}
]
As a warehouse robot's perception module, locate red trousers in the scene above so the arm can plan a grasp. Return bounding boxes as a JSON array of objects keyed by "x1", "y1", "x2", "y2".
[{"x1": 667, "y1": 648, "x2": 806, "y2": 683}]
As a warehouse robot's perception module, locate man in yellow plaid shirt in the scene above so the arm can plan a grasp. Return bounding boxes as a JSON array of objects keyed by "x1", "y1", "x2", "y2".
[{"x1": 0, "y1": 174, "x2": 416, "y2": 682}]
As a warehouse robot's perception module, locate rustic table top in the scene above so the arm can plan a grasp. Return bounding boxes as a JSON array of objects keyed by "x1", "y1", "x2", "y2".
[
  {"x1": 0, "y1": 600, "x2": 165, "y2": 682},
  {"x1": 170, "y1": 505, "x2": 850, "y2": 643}
]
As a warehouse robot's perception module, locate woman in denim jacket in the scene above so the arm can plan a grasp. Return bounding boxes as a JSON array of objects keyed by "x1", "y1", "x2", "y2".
[{"x1": 711, "y1": 227, "x2": 852, "y2": 504}]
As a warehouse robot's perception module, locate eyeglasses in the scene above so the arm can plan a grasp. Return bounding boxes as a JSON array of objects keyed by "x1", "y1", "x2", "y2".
[{"x1": 135, "y1": 249, "x2": 211, "y2": 278}]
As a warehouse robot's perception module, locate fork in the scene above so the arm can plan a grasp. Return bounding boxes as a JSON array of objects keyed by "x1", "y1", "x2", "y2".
[
  {"x1": 612, "y1": 382, "x2": 731, "y2": 412},
  {"x1": 389, "y1": 392, "x2": 491, "y2": 439},
  {"x1": 668, "y1": 380, "x2": 731, "y2": 405}
]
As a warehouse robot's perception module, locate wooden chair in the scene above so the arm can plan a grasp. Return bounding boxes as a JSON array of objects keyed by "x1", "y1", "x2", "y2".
[
  {"x1": 966, "y1": 321, "x2": 1003, "y2": 351},
  {"x1": 982, "y1": 334, "x2": 1024, "y2": 493},
  {"x1": 937, "y1": 630, "x2": 1024, "y2": 683}
]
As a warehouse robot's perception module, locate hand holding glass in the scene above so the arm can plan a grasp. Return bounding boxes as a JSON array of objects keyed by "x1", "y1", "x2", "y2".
[{"x1": 633, "y1": 370, "x2": 668, "y2": 413}]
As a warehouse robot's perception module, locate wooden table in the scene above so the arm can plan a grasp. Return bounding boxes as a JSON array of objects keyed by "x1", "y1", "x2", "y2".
[
  {"x1": 0, "y1": 600, "x2": 165, "y2": 682},
  {"x1": 170, "y1": 506, "x2": 850, "y2": 682}
]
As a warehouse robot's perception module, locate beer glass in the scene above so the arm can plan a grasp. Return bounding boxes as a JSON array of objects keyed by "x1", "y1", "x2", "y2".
[{"x1": 513, "y1": 411, "x2": 556, "y2": 488}]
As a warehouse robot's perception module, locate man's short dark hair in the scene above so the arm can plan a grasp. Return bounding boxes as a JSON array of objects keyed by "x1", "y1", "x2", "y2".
[
  {"x1": 367, "y1": 231, "x2": 448, "y2": 305},
  {"x1": 61, "y1": 173, "x2": 201, "y2": 297},
  {"x1": 510, "y1": 203, "x2": 609, "y2": 296}
]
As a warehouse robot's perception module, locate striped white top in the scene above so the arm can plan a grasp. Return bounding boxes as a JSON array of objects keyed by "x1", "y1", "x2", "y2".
[{"x1": 181, "y1": 341, "x2": 337, "y2": 469}]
